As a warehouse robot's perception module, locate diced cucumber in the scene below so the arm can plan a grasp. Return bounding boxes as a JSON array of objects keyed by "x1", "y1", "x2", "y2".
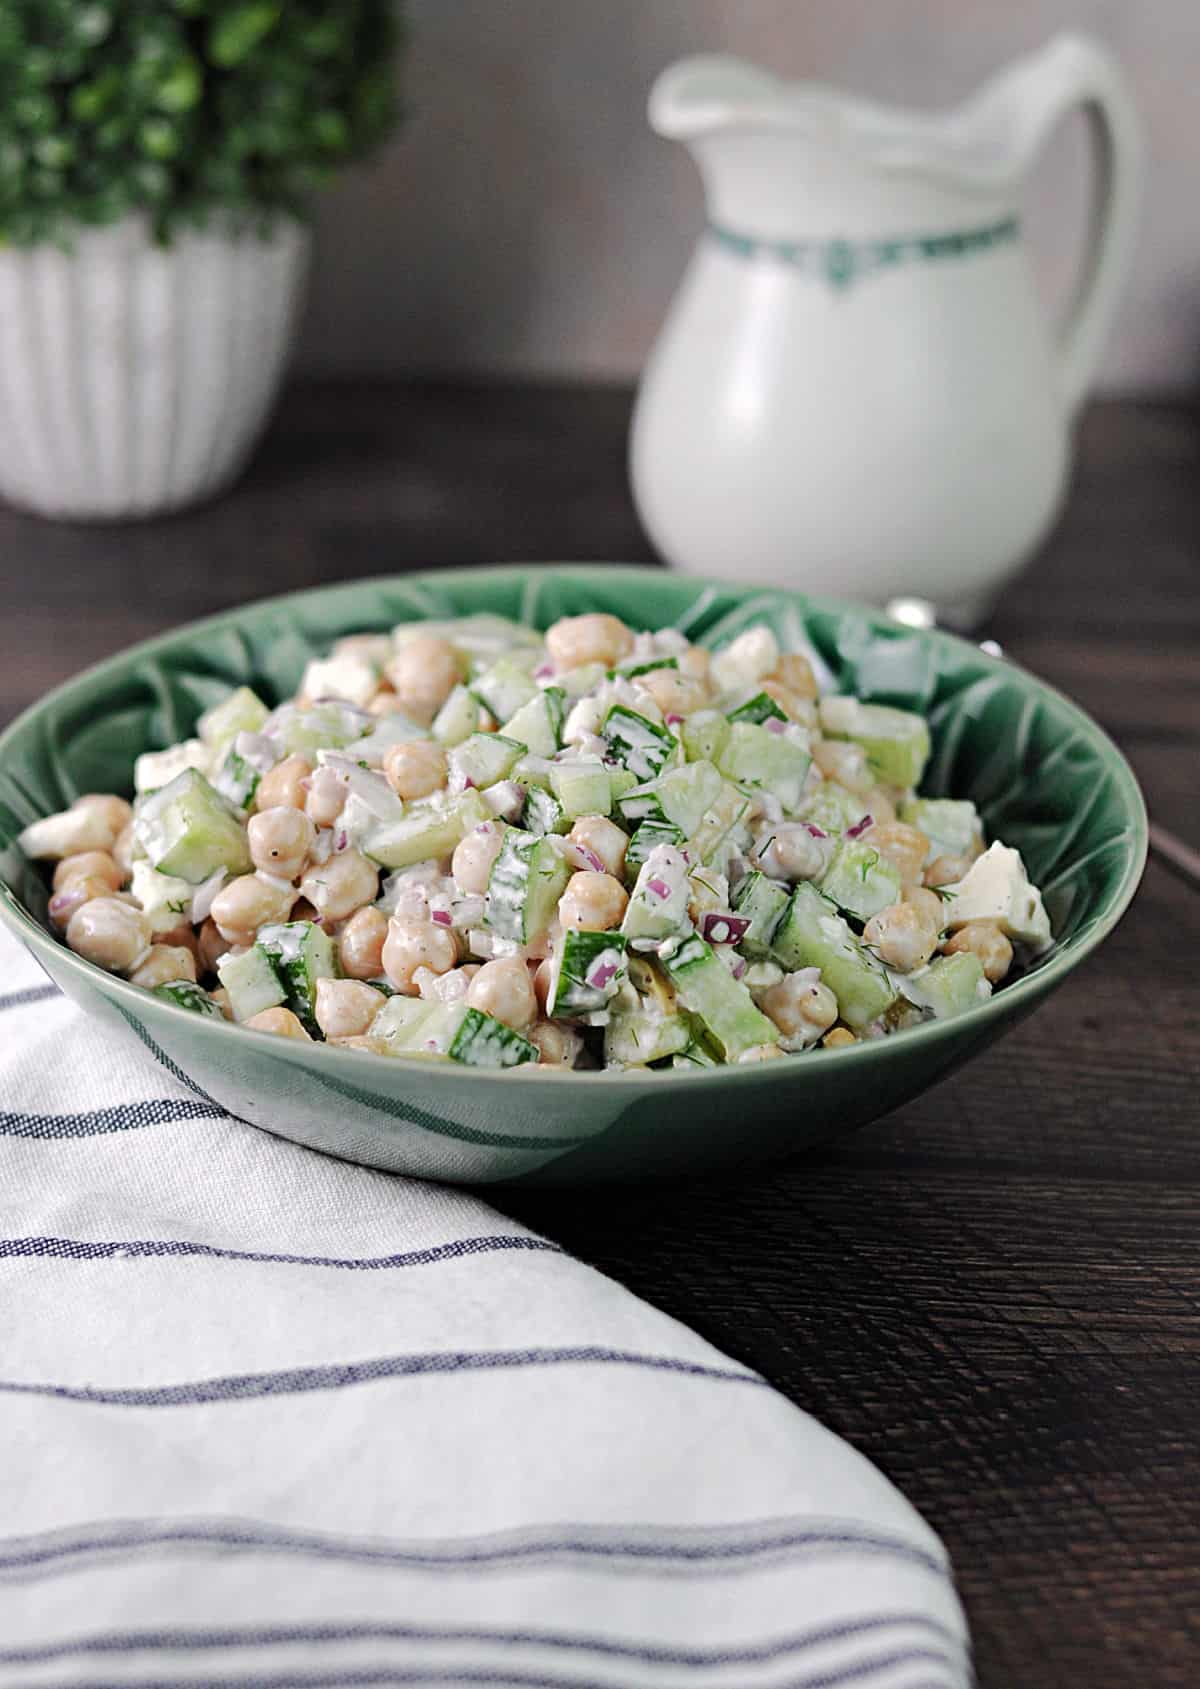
[
  {"x1": 153, "y1": 981, "x2": 225, "y2": 1018},
  {"x1": 549, "y1": 759, "x2": 611, "y2": 821},
  {"x1": 212, "y1": 747, "x2": 261, "y2": 811},
  {"x1": 771, "y1": 882, "x2": 896, "y2": 1030},
  {"x1": 513, "y1": 754, "x2": 553, "y2": 792},
  {"x1": 433, "y1": 684, "x2": 484, "y2": 748},
  {"x1": 819, "y1": 697, "x2": 931, "y2": 790},
  {"x1": 673, "y1": 1039, "x2": 719, "y2": 1069},
  {"x1": 726, "y1": 691, "x2": 788, "y2": 726},
  {"x1": 621, "y1": 843, "x2": 692, "y2": 942},
  {"x1": 731, "y1": 868, "x2": 791, "y2": 959},
  {"x1": 448, "y1": 1007, "x2": 539, "y2": 1069},
  {"x1": 604, "y1": 979, "x2": 692, "y2": 1068},
  {"x1": 601, "y1": 706, "x2": 675, "y2": 781},
  {"x1": 688, "y1": 781, "x2": 753, "y2": 869},
  {"x1": 556, "y1": 661, "x2": 608, "y2": 699},
  {"x1": 369, "y1": 995, "x2": 468, "y2": 1059},
  {"x1": 501, "y1": 688, "x2": 565, "y2": 757},
  {"x1": 134, "y1": 739, "x2": 210, "y2": 795},
  {"x1": 681, "y1": 709, "x2": 730, "y2": 766},
  {"x1": 716, "y1": 721, "x2": 811, "y2": 813},
  {"x1": 198, "y1": 686, "x2": 270, "y2": 756},
  {"x1": 363, "y1": 790, "x2": 489, "y2": 870},
  {"x1": 471, "y1": 655, "x2": 538, "y2": 723},
  {"x1": 607, "y1": 765, "x2": 639, "y2": 803},
  {"x1": 547, "y1": 929, "x2": 627, "y2": 1018},
  {"x1": 257, "y1": 921, "x2": 339, "y2": 1035},
  {"x1": 522, "y1": 786, "x2": 568, "y2": 836},
  {"x1": 613, "y1": 654, "x2": 678, "y2": 680},
  {"x1": 267, "y1": 701, "x2": 365, "y2": 759},
  {"x1": 449, "y1": 733, "x2": 526, "y2": 791},
  {"x1": 218, "y1": 944, "x2": 286, "y2": 1023},
  {"x1": 658, "y1": 935, "x2": 779, "y2": 1061},
  {"x1": 617, "y1": 760, "x2": 723, "y2": 839},
  {"x1": 899, "y1": 797, "x2": 982, "y2": 864},
  {"x1": 819, "y1": 839, "x2": 904, "y2": 923},
  {"x1": 903, "y1": 951, "x2": 990, "y2": 1019},
  {"x1": 133, "y1": 769, "x2": 251, "y2": 885},
  {"x1": 485, "y1": 828, "x2": 571, "y2": 944},
  {"x1": 800, "y1": 780, "x2": 870, "y2": 837},
  {"x1": 340, "y1": 713, "x2": 430, "y2": 766},
  {"x1": 625, "y1": 818, "x2": 685, "y2": 879},
  {"x1": 129, "y1": 860, "x2": 195, "y2": 935}
]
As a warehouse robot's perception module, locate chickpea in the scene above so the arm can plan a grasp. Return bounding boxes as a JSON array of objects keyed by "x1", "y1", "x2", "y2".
[
  {"x1": 338, "y1": 906, "x2": 389, "y2": 980},
  {"x1": 738, "y1": 1043, "x2": 786, "y2": 1063},
  {"x1": 811, "y1": 739, "x2": 874, "y2": 796},
  {"x1": 53, "y1": 851, "x2": 122, "y2": 894},
  {"x1": 558, "y1": 871, "x2": 628, "y2": 932},
  {"x1": 466, "y1": 956, "x2": 538, "y2": 1030},
  {"x1": 528, "y1": 1018, "x2": 582, "y2": 1067},
  {"x1": 771, "y1": 653, "x2": 819, "y2": 700},
  {"x1": 368, "y1": 689, "x2": 410, "y2": 718},
  {"x1": 862, "y1": 901, "x2": 939, "y2": 973},
  {"x1": 545, "y1": 612, "x2": 634, "y2": 672},
  {"x1": 72, "y1": 793, "x2": 134, "y2": 843},
  {"x1": 925, "y1": 851, "x2": 976, "y2": 888},
  {"x1": 822, "y1": 1027, "x2": 858, "y2": 1049},
  {"x1": 66, "y1": 897, "x2": 151, "y2": 973},
  {"x1": 210, "y1": 986, "x2": 233, "y2": 1020},
  {"x1": 197, "y1": 917, "x2": 231, "y2": 976},
  {"x1": 255, "y1": 755, "x2": 312, "y2": 814},
  {"x1": 386, "y1": 635, "x2": 465, "y2": 726},
  {"x1": 382, "y1": 915, "x2": 459, "y2": 995},
  {"x1": 533, "y1": 957, "x2": 555, "y2": 1011},
  {"x1": 860, "y1": 820, "x2": 930, "y2": 887},
  {"x1": 635, "y1": 667, "x2": 709, "y2": 719},
  {"x1": 750, "y1": 824, "x2": 828, "y2": 883},
  {"x1": 245, "y1": 1006, "x2": 311, "y2": 1041},
  {"x1": 129, "y1": 945, "x2": 198, "y2": 990},
  {"x1": 862, "y1": 786, "x2": 897, "y2": 826},
  {"x1": 315, "y1": 978, "x2": 387, "y2": 1040},
  {"x1": 248, "y1": 807, "x2": 317, "y2": 880},
  {"x1": 112, "y1": 821, "x2": 137, "y2": 880},
  {"x1": 209, "y1": 873, "x2": 296, "y2": 946},
  {"x1": 677, "y1": 646, "x2": 711, "y2": 684},
  {"x1": 566, "y1": 814, "x2": 627, "y2": 879},
  {"x1": 943, "y1": 919, "x2": 1014, "y2": 984},
  {"x1": 299, "y1": 849, "x2": 378, "y2": 923},
  {"x1": 383, "y1": 739, "x2": 448, "y2": 800},
  {"x1": 451, "y1": 821, "x2": 506, "y2": 895},
  {"x1": 48, "y1": 873, "x2": 116, "y2": 931},
  {"x1": 761, "y1": 680, "x2": 817, "y2": 726},
  {"x1": 304, "y1": 764, "x2": 347, "y2": 828},
  {"x1": 903, "y1": 885, "x2": 946, "y2": 932},
  {"x1": 761, "y1": 974, "x2": 839, "y2": 1040}
]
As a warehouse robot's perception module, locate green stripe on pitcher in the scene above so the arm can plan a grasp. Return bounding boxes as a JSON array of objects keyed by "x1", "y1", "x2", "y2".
[{"x1": 708, "y1": 216, "x2": 1020, "y2": 292}]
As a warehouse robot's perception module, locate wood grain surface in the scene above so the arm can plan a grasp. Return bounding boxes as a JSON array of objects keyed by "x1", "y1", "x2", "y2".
[{"x1": 1, "y1": 386, "x2": 1196, "y2": 1689}]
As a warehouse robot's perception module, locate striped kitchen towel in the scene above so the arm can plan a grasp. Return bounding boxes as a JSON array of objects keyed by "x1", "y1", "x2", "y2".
[{"x1": 0, "y1": 922, "x2": 970, "y2": 1689}]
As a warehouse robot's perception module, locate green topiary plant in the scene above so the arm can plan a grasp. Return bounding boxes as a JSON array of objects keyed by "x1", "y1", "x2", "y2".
[{"x1": 0, "y1": 1, "x2": 402, "y2": 246}]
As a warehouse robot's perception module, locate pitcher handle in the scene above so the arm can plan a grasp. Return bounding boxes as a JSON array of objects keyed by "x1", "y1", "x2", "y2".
[{"x1": 1006, "y1": 35, "x2": 1142, "y2": 418}]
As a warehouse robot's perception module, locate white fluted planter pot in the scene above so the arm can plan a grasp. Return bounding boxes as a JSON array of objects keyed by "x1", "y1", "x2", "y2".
[{"x1": 0, "y1": 214, "x2": 310, "y2": 520}]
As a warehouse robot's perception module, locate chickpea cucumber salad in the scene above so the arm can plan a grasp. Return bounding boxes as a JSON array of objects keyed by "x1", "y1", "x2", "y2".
[{"x1": 19, "y1": 609, "x2": 1052, "y2": 1072}]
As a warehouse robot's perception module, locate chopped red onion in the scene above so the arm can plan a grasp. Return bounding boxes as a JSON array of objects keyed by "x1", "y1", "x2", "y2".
[
  {"x1": 846, "y1": 813, "x2": 874, "y2": 840},
  {"x1": 765, "y1": 716, "x2": 787, "y2": 735},
  {"x1": 586, "y1": 959, "x2": 618, "y2": 990},
  {"x1": 646, "y1": 876, "x2": 672, "y2": 900},
  {"x1": 665, "y1": 712, "x2": 684, "y2": 727},
  {"x1": 431, "y1": 909, "x2": 452, "y2": 927},
  {"x1": 474, "y1": 821, "x2": 493, "y2": 835},
  {"x1": 803, "y1": 823, "x2": 828, "y2": 839},
  {"x1": 333, "y1": 829, "x2": 349, "y2": 853},
  {"x1": 730, "y1": 956, "x2": 747, "y2": 980},
  {"x1": 534, "y1": 662, "x2": 554, "y2": 680},
  {"x1": 565, "y1": 841, "x2": 606, "y2": 874},
  {"x1": 700, "y1": 911, "x2": 751, "y2": 945}
]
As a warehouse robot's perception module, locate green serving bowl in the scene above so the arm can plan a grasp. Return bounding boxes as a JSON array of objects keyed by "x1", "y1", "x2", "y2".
[{"x1": 0, "y1": 566, "x2": 1146, "y2": 1185}]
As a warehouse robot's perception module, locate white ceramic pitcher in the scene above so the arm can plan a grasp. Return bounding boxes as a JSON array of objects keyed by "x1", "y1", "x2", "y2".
[{"x1": 630, "y1": 35, "x2": 1141, "y2": 622}]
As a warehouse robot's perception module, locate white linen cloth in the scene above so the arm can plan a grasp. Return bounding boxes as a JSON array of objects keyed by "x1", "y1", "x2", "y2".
[{"x1": 0, "y1": 923, "x2": 970, "y2": 1689}]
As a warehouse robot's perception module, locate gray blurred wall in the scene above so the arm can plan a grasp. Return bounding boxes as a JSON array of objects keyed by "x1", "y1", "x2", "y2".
[{"x1": 296, "y1": 0, "x2": 1200, "y2": 393}]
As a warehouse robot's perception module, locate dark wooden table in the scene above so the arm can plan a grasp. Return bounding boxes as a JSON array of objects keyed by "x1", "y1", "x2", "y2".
[{"x1": 2, "y1": 384, "x2": 1197, "y2": 1689}]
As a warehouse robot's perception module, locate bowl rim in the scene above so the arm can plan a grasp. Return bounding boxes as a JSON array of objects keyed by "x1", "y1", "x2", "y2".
[{"x1": 0, "y1": 562, "x2": 1149, "y2": 1089}]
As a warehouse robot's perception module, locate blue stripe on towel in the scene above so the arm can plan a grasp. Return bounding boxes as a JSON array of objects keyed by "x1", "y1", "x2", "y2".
[
  {"x1": 0, "y1": 1234, "x2": 562, "y2": 1271},
  {"x1": 0, "y1": 1098, "x2": 231, "y2": 1140},
  {"x1": 0, "y1": 1346, "x2": 766, "y2": 1409},
  {"x1": 0, "y1": 1516, "x2": 952, "y2": 1582},
  {"x1": 0, "y1": 1612, "x2": 969, "y2": 1671},
  {"x1": 0, "y1": 984, "x2": 60, "y2": 1012}
]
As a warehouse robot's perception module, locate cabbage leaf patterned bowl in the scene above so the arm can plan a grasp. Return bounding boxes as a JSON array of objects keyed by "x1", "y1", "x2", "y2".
[{"x1": 0, "y1": 566, "x2": 1146, "y2": 1184}]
